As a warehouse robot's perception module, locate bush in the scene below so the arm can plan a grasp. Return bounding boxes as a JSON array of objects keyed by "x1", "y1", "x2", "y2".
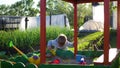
[
  {"x1": 77, "y1": 32, "x2": 103, "y2": 50},
  {"x1": 0, "y1": 27, "x2": 73, "y2": 54}
]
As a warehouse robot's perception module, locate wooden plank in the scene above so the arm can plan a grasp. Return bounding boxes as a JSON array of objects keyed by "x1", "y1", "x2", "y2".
[
  {"x1": 94, "y1": 48, "x2": 119, "y2": 65},
  {"x1": 40, "y1": 0, "x2": 47, "y2": 64},
  {"x1": 73, "y1": 3, "x2": 78, "y2": 57},
  {"x1": 117, "y1": 1, "x2": 120, "y2": 49},
  {"x1": 63, "y1": 0, "x2": 118, "y2": 4},
  {"x1": 103, "y1": 0, "x2": 110, "y2": 65}
]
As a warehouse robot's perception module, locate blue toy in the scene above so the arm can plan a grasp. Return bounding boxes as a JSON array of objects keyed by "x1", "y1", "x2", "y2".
[{"x1": 76, "y1": 55, "x2": 86, "y2": 65}]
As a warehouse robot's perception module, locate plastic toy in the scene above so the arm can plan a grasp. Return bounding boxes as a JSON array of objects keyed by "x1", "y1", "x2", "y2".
[
  {"x1": 28, "y1": 54, "x2": 40, "y2": 65},
  {"x1": 0, "y1": 59, "x2": 16, "y2": 64},
  {"x1": 9, "y1": 41, "x2": 28, "y2": 60},
  {"x1": 56, "y1": 49, "x2": 74, "y2": 59},
  {"x1": 9, "y1": 41, "x2": 40, "y2": 65},
  {"x1": 76, "y1": 55, "x2": 86, "y2": 65},
  {"x1": 48, "y1": 58, "x2": 60, "y2": 64},
  {"x1": 46, "y1": 49, "x2": 56, "y2": 58},
  {"x1": 50, "y1": 49, "x2": 56, "y2": 56}
]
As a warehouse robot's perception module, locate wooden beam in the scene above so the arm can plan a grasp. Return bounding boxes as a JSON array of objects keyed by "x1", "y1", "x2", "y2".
[
  {"x1": 117, "y1": 1, "x2": 120, "y2": 49},
  {"x1": 63, "y1": 0, "x2": 117, "y2": 4},
  {"x1": 63, "y1": 0, "x2": 75, "y2": 3},
  {"x1": 77, "y1": 0, "x2": 117, "y2": 3},
  {"x1": 40, "y1": 0, "x2": 46, "y2": 64},
  {"x1": 103, "y1": 0, "x2": 110, "y2": 65},
  {"x1": 73, "y1": 2, "x2": 78, "y2": 57},
  {"x1": 77, "y1": 0, "x2": 103, "y2": 3}
]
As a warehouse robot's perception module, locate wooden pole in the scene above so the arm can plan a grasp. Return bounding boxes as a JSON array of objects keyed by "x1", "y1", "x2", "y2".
[
  {"x1": 104, "y1": 0, "x2": 110, "y2": 65},
  {"x1": 73, "y1": 2, "x2": 78, "y2": 57},
  {"x1": 40, "y1": 0, "x2": 46, "y2": 64},
  {"x1": 117, "y1": 1, "x2": 120, "y2": 49}
]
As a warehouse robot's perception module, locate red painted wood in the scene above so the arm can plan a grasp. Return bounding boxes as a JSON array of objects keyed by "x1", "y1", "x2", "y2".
[
  {"x1": 77, "y1": 0, "x2": 103, "y2": 3},
  {"x1": 40, "y1": 0, "x2": 46, "y2": 64},
  {"x1": 63, "y1": 0, "x2": 117, "y2": 4},
  {"x1": 63, "y1": 0, "x2": 75, "y2": 3},
  {"x1": 77, "y1": 0, "x2": 117, "y2": 4},
  {"x1": 39, "y1": 0, "x2": 115, "y2": 64},
  {"x1": 73, "y1": 3, "x2": 78, "y2": 57},
  {"x1": 117, "y1": 1, "x2": 120, "y2": 49},
  {"x1": 103, "y1": 0, "x2": 110, "y2": 65}
]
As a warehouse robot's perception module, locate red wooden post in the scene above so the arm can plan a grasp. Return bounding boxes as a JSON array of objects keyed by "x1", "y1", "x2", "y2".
[
  {"x1": 73, "y1": 2, "x2": 78, "y2": 57},
  {"x1": 104, "y1": 0, "x2": 110, "y2": 65},
  {"x1": 117, "y1": 1, "x2": 120, "y2": 49},
  {"x1": 40, "y1": 0, "x2": 46, "y2": 64}
]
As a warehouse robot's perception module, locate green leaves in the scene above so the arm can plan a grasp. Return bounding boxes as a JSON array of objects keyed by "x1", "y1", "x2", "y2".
[
  {"x1": 0, "y1": 27, "x2": 73, "y2": 54},
  {"x1": 0, "y1": 0, "x2": 39, "y2": 16},
  {"x1": 78, "y1": 32, "x2": 103, "y2": 50}
]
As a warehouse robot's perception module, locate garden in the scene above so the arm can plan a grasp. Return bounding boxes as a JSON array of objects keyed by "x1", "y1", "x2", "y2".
[{"x1": 0, "y1": 26, "x2": 119, "y2": 68}]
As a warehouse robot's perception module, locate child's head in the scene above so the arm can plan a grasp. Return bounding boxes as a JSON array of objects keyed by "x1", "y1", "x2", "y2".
[{"x1": 57, "y1": 34, "x2": 67, "y2": 47}]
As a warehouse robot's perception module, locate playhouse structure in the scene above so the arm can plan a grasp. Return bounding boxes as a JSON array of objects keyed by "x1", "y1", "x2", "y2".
[
  {"x1": 1, "y1": 0, "x2": 120, "y2": 68},
  {"x1": 40, "y1": 0, "x2": 120, "y2": 66}
]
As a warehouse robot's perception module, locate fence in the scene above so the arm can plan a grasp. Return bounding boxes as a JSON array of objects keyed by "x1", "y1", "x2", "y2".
[{"x1": 0, "y1": 16, "x2": 21, "y2": 30}]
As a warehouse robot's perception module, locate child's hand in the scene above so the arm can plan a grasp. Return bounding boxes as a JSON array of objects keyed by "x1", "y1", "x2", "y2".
[
  {"x1": 47, "y1": 46, "x2": 52, "y2": 50},
  {"x1": 46, "y1": 53, "x2": 52, "y2": 58},
  {"x1": 50, "y1": 49, "x2": 56, "y2": 56}
]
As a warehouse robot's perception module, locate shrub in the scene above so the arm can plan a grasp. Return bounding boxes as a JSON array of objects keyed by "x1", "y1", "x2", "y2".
[{"x1": 0, "y1": 27, "x2": 73, "y2": 54}]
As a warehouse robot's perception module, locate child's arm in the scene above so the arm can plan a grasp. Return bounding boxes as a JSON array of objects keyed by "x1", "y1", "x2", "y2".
[
  {"x1": 66, "y1": 41, "x2": 74, "y2": 47},
  {"x1": 47, "y1": 40, "x2": 56, "y2": 56},
  {"x1": 47, "y1": 40, "x2": 53, "y2": 50}
]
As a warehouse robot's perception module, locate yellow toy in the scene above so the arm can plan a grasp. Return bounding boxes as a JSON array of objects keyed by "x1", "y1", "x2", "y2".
[
  {"x1": 50, "y1": 49, "x2": 56, "y2": 56},
  {"x1": 28, "y1": 54, "x2": 40, "y2": 65},
  {"x1": 9, "y1": 41, "x2": 40, "y2": 65}
]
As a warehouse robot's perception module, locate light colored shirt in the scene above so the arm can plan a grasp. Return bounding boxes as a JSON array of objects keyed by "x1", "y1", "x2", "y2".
[{"x1": 47, "y1": 38, "x2": 73, "y2": 50}]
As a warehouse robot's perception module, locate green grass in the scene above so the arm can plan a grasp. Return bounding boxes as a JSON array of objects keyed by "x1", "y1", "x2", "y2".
[
  {"x1": 0, "y1": 27, "x2": 74, "y2": 55},
  {"x1": 77, "y1": 32, "x2": 103, "y2": 50},
  {"x1": 1, "y1": 28, "x2": 119, "y2": 67},
  {"x1": 0, "y1": 28, "x2": 117, "y2": 59}
]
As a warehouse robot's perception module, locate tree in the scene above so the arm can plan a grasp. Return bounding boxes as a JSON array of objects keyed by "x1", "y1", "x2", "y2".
[
  {"x1": 77, "y1": 3, "x2": 92, "y2": 27},
  {"x1": 37, "y1": 0, "x2": 74, "y2": 27},
  {"x1": 0, "y1": 5, "x2": 10, "y2": 15},
  {"x1": 37, "y1": 0, "x2": 93, "y2": 27},
  {"x1": 0, "y1": 0, "x2": 39, "y2": 16}
]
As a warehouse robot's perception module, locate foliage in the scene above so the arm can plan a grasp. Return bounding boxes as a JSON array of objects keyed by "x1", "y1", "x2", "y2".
[
  {"x1": 0, "y1": 28, "x2": 40, "y2": 54},
  {"x1": 0, "y1": 5, "x2": 10, "y2": 15},
  {"x1": 77, "y1": 3, "x2": 92, "y2": 27},
  {"x1": 0, "y1": 27, "x2": 73, "y2": 54},
  {"x1": 0, "y1": 27, "x2": 105, "y2": 55},
  {"x1": 46, "y1": 26, "x2": 74, "y2": 42},
  {"x1": 38, "y1": 0, "x2": 92, "y2": 28},
  {"x1": 77, "y1": 32, "x2": 103, "y2": 50},
  {"x1": 0, "y1": 0, "x2": 39, "y2": 16},
  {"x1": 0, "y1": 0, "x2": 93, "y2": 28},
  {"x1": 38, "y1": 0, "x2": 74, "y2": 27}
]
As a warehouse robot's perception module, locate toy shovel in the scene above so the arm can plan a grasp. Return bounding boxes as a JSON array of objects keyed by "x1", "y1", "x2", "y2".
[{"x1": 9, "y1": 41, "x2": 28, "y2": 60}]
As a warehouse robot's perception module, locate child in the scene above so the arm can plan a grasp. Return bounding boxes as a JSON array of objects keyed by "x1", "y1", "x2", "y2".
[
  {"x1": 46, "y1": 34, "x2": 73, "y2": 57},
  {"x1": 47, "y1": 34, "x2": 73, "y2": 50}
]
